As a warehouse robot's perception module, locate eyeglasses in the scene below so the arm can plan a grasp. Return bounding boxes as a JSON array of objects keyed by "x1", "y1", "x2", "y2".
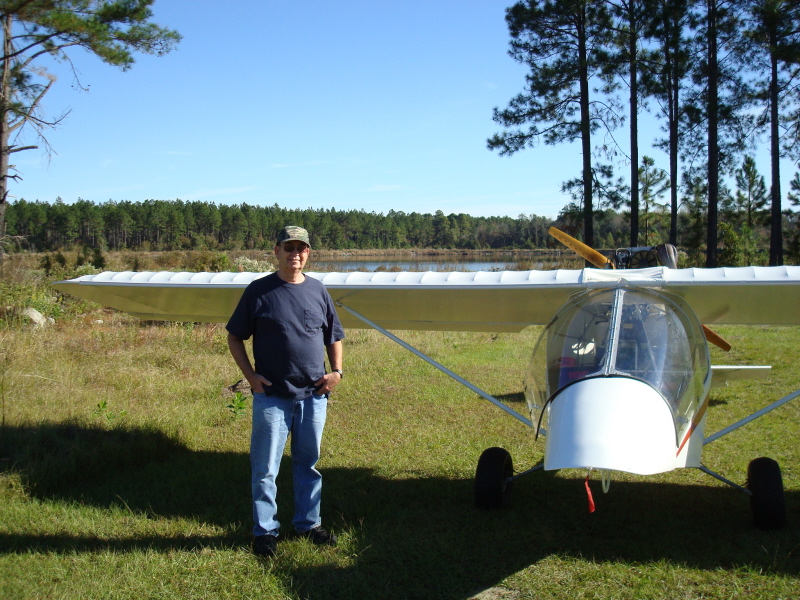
[{"x1": 281, "y1": 243, "x2": 309, "y2": 253}]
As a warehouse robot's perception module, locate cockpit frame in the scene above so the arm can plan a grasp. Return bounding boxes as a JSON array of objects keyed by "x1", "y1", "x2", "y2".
[{"x1": 525, "y1": 285, "x2": 711, "y2": 445}]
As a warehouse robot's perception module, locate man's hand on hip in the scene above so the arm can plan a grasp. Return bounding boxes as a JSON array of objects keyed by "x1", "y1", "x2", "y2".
[{"x1": 314, "y1": 371, "x2": 341, "y2": 395}]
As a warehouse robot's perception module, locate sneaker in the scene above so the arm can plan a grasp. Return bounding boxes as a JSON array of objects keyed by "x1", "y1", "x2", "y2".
[
  {"x1": 301, "y1": 526, "x2": 337, "y2": 547},
  {"x1": 251, "y1": 534, "x2": 278, "y2": 557}
]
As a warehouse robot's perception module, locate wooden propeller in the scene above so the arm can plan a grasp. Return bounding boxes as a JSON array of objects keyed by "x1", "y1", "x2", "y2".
[
  {"x1": 547, "y1": 226, "x2": 731, "y2": 352},
  {"x1": 548, "y1": 226, "x2": 613, "y2": 269},
  {"x1": 701, "y1": 324, "x2": 732, "y2": 352}
]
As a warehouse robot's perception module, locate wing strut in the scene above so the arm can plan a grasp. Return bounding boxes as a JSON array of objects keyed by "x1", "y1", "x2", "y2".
[
  {"x1": 335, "y1": 301, "x2": 533, "y2": 428},
  {"x1": 703, "y1": 387, "x2": 800, "y2": 445}
]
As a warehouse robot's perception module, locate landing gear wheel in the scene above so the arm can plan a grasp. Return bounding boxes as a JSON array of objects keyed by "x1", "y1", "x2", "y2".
[
  {"x1": 747, "y1": 457, "x2": 786, "y2": 529},
  {"x1": 474, "y1": 447, "x2": 513, "y2": 509}
]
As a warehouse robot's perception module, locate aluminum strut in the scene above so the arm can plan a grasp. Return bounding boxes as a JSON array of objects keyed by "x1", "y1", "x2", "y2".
[
  {"x1": 510, "y1": 462, "x2": 544, "y2": 482},
  {"x1": 695, "y1": 464, "x2": 751, "y2": 495},
  {"x1": 336, "y1": 301, "x2": 533, "y2": 428},
  {"x1": 704, "y1": 387, "x2": 800, "y2": 445}
]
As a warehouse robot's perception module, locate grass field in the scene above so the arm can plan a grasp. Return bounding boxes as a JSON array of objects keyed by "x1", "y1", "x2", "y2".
[{"x1": 1, "y1": 271, "x2": 799, "y2": 599}]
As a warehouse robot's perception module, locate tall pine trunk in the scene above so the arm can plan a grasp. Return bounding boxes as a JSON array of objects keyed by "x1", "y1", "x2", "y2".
[
  {"x1": 669, "y1": 74, "x2": 679, "y2": 245},
  {"x1": 706, "y1": 0, "x2": 719, "y2": 268},
  {"x1": 0, "y1": 14, "x2": 12, "y2": 266},
  {"x1": 628, "y1": 1, "x2": 639, "y2": 247},
  {"x1": 769, "y1": 31, "x2": 782, "y2": 265},
  {"x1": 579, "y1": 9, "x2": 594, "y2": 248}
]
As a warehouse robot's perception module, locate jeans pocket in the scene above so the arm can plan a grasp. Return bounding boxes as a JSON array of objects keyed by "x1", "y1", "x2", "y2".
[
  {"x1": 253, "y1": 394, "x2": 287, "y2": 424},
  {"x1": 308, "y1": 394, "x2": 328, "y2": 423}
]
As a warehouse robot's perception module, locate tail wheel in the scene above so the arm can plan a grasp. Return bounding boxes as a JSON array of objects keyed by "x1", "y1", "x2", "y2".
[
  {"x1": 747, "y1": 457, "x2": 786, "y2": 530},
  {"x1": 474, "y1": 447, "x2": 513, "y2": 509}
]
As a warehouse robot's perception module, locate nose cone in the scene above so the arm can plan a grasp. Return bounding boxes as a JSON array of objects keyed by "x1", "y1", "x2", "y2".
[{"x1": 544, "y1": 377, "x2": 678, "y2": 475}]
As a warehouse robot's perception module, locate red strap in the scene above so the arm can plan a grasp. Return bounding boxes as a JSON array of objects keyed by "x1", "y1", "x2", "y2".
[{"x1": 584, "y1": 474, "x2": 596, "y2": 513}]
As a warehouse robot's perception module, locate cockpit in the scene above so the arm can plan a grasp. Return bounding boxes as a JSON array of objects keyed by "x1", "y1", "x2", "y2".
[{"x1": 525, "y1": 286, "x2": 711, "y2": 445}]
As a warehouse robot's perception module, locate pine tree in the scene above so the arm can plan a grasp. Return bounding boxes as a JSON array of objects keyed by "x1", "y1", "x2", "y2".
[
  {"x1": 598, "y1": 0, "x2": 659, "y2": 247},
  {"x1": 488, "y1": 0, "x2": 616, "y2": 248},
  {"x1": 0, "y1": 0, "x2": 180, "y2": 261},
  {"x1": 646, "y1": 0, "x2": 694, "y2": 245},
  {"x1": 726, "y1": 155, "x2": 768, "y2": 229},
  {"x1": 745, "y1": 0, "x2": 800, "y2": 265}
]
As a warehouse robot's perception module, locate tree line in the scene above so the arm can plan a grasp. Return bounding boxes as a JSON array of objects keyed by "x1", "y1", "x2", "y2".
[
  {"x1": 3, "y1": 194, "x2": 798, "y2": 265},
  {"x1": 489, "y1": 0, "x2": 800, "y2": 266},
  {"x1": 2, "y1": 198, "x2": 557, "y2": 252}
]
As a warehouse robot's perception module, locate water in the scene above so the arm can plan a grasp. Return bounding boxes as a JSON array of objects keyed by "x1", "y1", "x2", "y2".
[{"x1": 307, "y1": 253, "x2": 571, "y2": 272}]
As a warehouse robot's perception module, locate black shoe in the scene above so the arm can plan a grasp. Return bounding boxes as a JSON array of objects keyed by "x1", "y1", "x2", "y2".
[
  {"x1": 301, "y1": 526, "x2": 337, "y2": 547},
  {"x1": 252, "y1": 534, "x2": 278, "y2": 557}
]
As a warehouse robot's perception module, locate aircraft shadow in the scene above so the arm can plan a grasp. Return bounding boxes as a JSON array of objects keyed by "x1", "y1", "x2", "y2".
[
  {"x1": 2, "y1": 422, "x2": 798, "y2": 599},
  {"x1": 493, "y1": 392, "x2": 526, "y2": 404}
]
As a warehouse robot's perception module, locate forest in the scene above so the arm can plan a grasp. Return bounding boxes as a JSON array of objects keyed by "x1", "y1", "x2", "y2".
[
  {"x1": 2, "y1": 192, "x2": 799, "y2": 267},
  {"x1": 3, "y1": 198, "x2": 556, "y2": 253}
]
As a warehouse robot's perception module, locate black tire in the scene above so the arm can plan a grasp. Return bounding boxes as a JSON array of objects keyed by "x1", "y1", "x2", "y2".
[
  {"x1": 747, "y1": 457, "x2": 786, "y2": 530},
  {"x1": 474, "y1": 447, "x2": 513, "y2": 509}
]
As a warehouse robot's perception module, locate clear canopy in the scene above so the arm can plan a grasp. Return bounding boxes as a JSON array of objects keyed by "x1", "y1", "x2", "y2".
[{"x1": 524, "y1": 286, "x2": 710, "y2": 443}]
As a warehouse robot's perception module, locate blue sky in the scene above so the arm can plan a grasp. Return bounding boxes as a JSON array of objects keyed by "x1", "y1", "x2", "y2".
[{"x1": 9, "y1": 0, "x2": 796, "y2": 220}]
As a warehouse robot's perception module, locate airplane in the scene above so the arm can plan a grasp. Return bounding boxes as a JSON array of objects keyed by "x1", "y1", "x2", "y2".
[{"x1": 52, "y1": 228, "x2": 800, "y2": 529}]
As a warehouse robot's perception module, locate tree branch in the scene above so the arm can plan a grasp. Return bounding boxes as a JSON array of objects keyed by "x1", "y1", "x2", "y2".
[{"x1": 8, "y1": 144, "x2": 37, "y2": 153}]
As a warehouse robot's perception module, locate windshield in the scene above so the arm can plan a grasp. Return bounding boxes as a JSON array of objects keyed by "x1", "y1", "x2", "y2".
[{"x1": 524, "y1": 286, "x2": 710, "y2": 442}]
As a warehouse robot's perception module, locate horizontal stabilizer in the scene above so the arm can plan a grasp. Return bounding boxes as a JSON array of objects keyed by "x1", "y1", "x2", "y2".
[{"x1": 710, "y1": 365, "x2": 771, "y2": 388}]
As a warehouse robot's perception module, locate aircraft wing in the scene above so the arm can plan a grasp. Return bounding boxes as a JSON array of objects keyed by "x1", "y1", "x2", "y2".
[{"x1": 53, "y1": 265, "x2": 800, "y2": 331}]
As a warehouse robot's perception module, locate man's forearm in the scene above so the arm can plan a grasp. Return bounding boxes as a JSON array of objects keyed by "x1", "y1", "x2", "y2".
[
  {"x1": 228, "y1": 333, "x2": 271, "y2": 393},
  {"x1": 326, "y1": 340, "x2": 343, "y2": 371},
  {"x1": 228, "y1": 333, "x2": 257, "y2": 381}
]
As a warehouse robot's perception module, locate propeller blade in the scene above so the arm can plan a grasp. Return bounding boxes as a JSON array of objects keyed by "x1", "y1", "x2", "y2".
[
  {"x1": 702, "y1": 324, "x2": 732, "y2": 352},
  {"x1": 548, "y1": 226, "x2": 614, "y2": 269}
]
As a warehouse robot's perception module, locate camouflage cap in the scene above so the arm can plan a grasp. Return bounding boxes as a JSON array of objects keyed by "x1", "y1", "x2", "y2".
[{"x1": 276, "y1": 225, "x2": 311, "y2": 247}]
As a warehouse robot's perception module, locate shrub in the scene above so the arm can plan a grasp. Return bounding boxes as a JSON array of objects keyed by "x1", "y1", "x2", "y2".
[{"x1": 232, "y1": 256, "x2": 274, "y2": 272}]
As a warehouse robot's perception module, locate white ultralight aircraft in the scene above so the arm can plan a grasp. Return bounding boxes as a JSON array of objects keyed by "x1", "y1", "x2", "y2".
[{"x1": 53, "y1": 230, "x2": 800, "y2": 529}]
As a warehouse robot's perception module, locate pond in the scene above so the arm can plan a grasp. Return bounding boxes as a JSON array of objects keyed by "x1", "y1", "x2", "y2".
[{"x1": 306, "y1": 252, "x2": 579, "y2": 272}]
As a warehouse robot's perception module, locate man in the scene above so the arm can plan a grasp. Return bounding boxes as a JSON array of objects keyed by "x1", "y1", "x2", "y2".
[{"x1": 226, "y1": 225, "x2": 344, "y2": 558}]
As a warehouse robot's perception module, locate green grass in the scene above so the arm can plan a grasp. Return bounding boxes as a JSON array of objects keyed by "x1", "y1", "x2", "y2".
[{"x1": 1, "y1": 298, "x2": 799, "y2": 599}]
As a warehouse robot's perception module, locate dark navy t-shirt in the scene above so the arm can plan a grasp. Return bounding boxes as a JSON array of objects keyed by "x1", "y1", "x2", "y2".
[{"x1": 226, "y1": 273, "x2": 345, "y2": 399}]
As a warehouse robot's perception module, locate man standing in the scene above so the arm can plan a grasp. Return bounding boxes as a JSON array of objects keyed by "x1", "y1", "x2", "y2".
[{"x1": 227, "y1": 226, "x2": 344, "y2": 557}]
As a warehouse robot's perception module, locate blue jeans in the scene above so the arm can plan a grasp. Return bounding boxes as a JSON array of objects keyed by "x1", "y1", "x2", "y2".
[{"x1": 251, "y1": 391, "x2": 328, "y2": 537}]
